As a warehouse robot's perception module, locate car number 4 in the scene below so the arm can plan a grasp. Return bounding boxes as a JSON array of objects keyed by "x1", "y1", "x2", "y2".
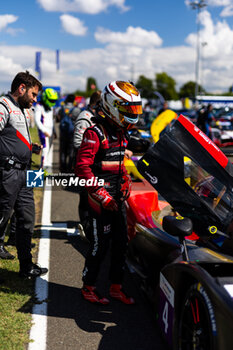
[{"x1": 162, "y1": 301, "x2": 169, "y2": 333}]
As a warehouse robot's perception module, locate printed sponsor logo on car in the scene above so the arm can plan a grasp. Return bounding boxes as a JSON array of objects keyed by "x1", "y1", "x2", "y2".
[
  {"x1": 144, "y1": 171, "x2": 158, "y2": 185},
  {"x1": 160, "y1": 273, "x2": 174, "y2": 307}
]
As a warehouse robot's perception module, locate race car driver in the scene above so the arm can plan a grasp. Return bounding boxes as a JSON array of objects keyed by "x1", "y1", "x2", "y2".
[
  {"x1": 34, "y1": 88, "x2": 58, "y2": 169},
  {"x1": 75, "y1": 81, "x2": 142, "y2": 304}
]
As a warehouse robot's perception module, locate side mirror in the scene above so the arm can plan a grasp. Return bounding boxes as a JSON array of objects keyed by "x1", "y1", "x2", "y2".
[{"x1": 162, "y1": 215, "x2": 193, "y2": 238}]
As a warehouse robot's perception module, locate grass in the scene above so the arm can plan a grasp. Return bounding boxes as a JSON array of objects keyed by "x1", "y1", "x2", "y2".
[
  {"x1": 0, "y1": 126, "x2": 44, "y2": 349},
  {"x1": 0, "y1": 260, "x2": 36, "y2": 350}
]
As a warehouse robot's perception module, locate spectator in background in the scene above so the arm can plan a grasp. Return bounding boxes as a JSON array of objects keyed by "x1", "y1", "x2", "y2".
[
  {"x1": 73, "y1": 91, "x2": 101, "y2": 150},
  {"x1": 73, "y1": 90, "x2": 101, "y2": 239},
  {"x1": 34, "y1": 88, "x2": 58, "y2": 169},
  {"x1": 157, "y1": 100, "x2": 168, "y2": 117},
  {"x1": 143, "y1": 102, "x2": 153, "y2": 129},
  {"x1": 196, "y1": 103, "x2": 214, "y2": 139},
  {"x1": 58, "y1": 94, "x2": 81, "y2": 173}
]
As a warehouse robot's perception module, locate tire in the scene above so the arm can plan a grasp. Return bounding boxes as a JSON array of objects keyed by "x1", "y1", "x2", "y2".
[{"x1": 178, "y1": 283, "x2": 217, "y2": 350}]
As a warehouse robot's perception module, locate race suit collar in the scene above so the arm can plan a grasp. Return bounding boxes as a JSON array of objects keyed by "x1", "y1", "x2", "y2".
[
  {"x1": 86, "y1": 105, "x2": 94, "y2": 114},
  {"x1": 6, "y1": 92, "x2": 20, "y2": 108},
  {"x1": 6, "y1": 92, "x2": 29, "y2": 115},
  {"x1": 92, "y1": 114, "x2": 127, "y2": 140}
]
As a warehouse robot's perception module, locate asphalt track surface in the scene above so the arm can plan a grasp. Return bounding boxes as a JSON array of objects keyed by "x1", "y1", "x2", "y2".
[{"x1": 44, "y1": 132, "x2": 168, "y2": 350}]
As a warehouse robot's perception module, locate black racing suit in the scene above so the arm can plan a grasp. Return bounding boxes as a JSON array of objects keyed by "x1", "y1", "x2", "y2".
[
  {"x1": 75, "y1": 118, "x2": 129, "y2": 285},
  {"x1": 0, "y1": 93, "x2": 34, "y2": 268}
]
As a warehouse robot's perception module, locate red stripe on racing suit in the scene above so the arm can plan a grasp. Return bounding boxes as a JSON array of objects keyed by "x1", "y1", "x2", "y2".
[{"x1": 16, "y1": 130, "x2": 32, "y2": 150}]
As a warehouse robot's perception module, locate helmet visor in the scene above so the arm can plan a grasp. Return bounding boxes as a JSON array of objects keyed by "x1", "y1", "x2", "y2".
[
  {"x1": 48, "y1": 98, "x2": 57, "y2": 103},
  {"x1": 116, "y1": 101, "x2": 142, "y2": 115},
  {"x1": 119, "y1": 113, "x2": 139, "y2": 129},
  {"x1": 46, "y1": 99, "x2": 57, "y2": 107}
]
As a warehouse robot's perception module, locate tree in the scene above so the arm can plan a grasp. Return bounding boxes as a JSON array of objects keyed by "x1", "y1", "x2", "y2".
[
  {"x1": 86, "y1": 77, "x2": 98, "y2": 96},
  {"x1": 135, "y1": 75, "x2": 155, "y2": 99},
  {"x1": 155, "y1": 72, "x2": 178, "y2": 100},
  {"x1": 73, "y1": 88, "x2": 86, "y2": 97},
  {"x1": 226, "y1": 86, "x2": 233, "y2": 96},
  {"x1": 179, "y1": 81, "x2": 206, "y2": 98}
]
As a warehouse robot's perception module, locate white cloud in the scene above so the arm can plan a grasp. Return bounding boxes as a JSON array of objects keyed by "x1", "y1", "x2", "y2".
[
  {"x1": 95, "y1": 26, "x2": 163, "y2": 47},
  {"x1": 207, "y1": 0, "x2": 233, "y2": 17},
  {"x1": 0, "y1": 14, "x2": 18, "y2": 32},
  {"x1": 0, "y1": 54, "x2": 22, "y2": 93},
  {"x1": 0, "y1": 55, "x2": 22, "y2": 73},
  {"x1": 6, "y1": 28, "x2": 24, "y2": 36},
  {"x1": 186, "y1": 10, "x2": 233, "y2": 56},
  {"x1": 0, "y1": 43, "x2": 194, "y2": 94},
  {"x1": 60, "y1": 14, "x2": 87, "y2": 36},
  {"x1": 37, "y1": 0, "x2": 129, "y2": 14},
  {"x1": 2, "y1": 10, "x2": 233, "y2": 95},
  {"x1": 220, "y1": 4, "x2": 233, "y2": 16},
  {"x1": 184, "y1": 9, "x2": 233, "y2": 91}
]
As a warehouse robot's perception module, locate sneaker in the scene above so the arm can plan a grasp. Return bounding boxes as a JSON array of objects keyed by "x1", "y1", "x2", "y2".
[
  {"x1": 78, "y1": 223, "x2": 86, "y2": 238},
  {"x1": 19, "y1": 263, "x2": 48, "y2": 279},
  {"x1": 109, "y1": 284, "x2": 135, "y2": 305},
  {"x1": 81, "y1": 285, "x2": 109, "y2": 304},
  {"x1": 0, "y1": 244, "x2": 15, "y2": 260}
]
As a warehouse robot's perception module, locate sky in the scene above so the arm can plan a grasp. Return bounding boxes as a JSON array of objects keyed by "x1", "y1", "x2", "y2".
[{"x1": 1, "y1": 0, "x2": 233, "y2": 95}]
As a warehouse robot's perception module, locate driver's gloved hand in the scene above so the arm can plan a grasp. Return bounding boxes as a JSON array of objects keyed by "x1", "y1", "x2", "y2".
[{"x1": 91, "y1": 187, "x2": 118, "y2": 211}]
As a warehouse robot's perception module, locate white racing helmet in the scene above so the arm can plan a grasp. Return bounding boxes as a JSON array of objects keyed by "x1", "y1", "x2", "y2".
[{"x1": 101, "y1": 81, "x2": 142, "y2": 129}]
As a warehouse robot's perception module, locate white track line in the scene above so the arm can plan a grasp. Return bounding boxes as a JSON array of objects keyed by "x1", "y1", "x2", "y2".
[
  {"x1": 28, "y1": 145, "x2": 77, "y2": 350},
  {"x1": 28, "y1": 146, "x2": 53, "y2": 350}
]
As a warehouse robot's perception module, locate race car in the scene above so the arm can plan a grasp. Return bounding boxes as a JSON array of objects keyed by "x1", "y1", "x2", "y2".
[
  {"x1": 124, "y1": 128, "x2": 152, "y2": 180},
  {"x1": 126, "y1": 114, "x2": 233, "y2": 350},
  {"x1": 212, "y1": 120, "x2": 233, "y2": 147}
]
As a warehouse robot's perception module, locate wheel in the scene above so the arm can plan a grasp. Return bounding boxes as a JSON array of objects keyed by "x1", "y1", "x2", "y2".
[{"x1": 178, "y1": 283, "x2": 217, "y2": 350}]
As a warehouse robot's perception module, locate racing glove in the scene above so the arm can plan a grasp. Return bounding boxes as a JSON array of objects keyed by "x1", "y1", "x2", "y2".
[
  {"x1": 91, "y1": 187, "x2": 118, "y2": 211},
  {"x1": 120, "y1": 174, "x2": 132, "y2": 201}
]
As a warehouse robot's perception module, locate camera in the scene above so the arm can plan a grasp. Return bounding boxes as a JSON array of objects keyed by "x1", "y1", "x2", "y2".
[{"x1": 32, "y1": 144, "x2": 42, "y2": 153}]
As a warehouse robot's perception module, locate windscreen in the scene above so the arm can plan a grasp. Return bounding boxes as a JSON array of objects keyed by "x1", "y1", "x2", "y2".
[
  {"x1": 138, "y1": 115, "x2": 233, "y2": 234},
  {"x1": 184, "y1": 158, "x2": 232, "y2": 222}
]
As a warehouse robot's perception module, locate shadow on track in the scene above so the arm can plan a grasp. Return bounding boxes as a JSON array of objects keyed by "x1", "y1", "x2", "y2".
[{"x1": 45, "y1": 229, "x2": 168, "y2": 350}]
